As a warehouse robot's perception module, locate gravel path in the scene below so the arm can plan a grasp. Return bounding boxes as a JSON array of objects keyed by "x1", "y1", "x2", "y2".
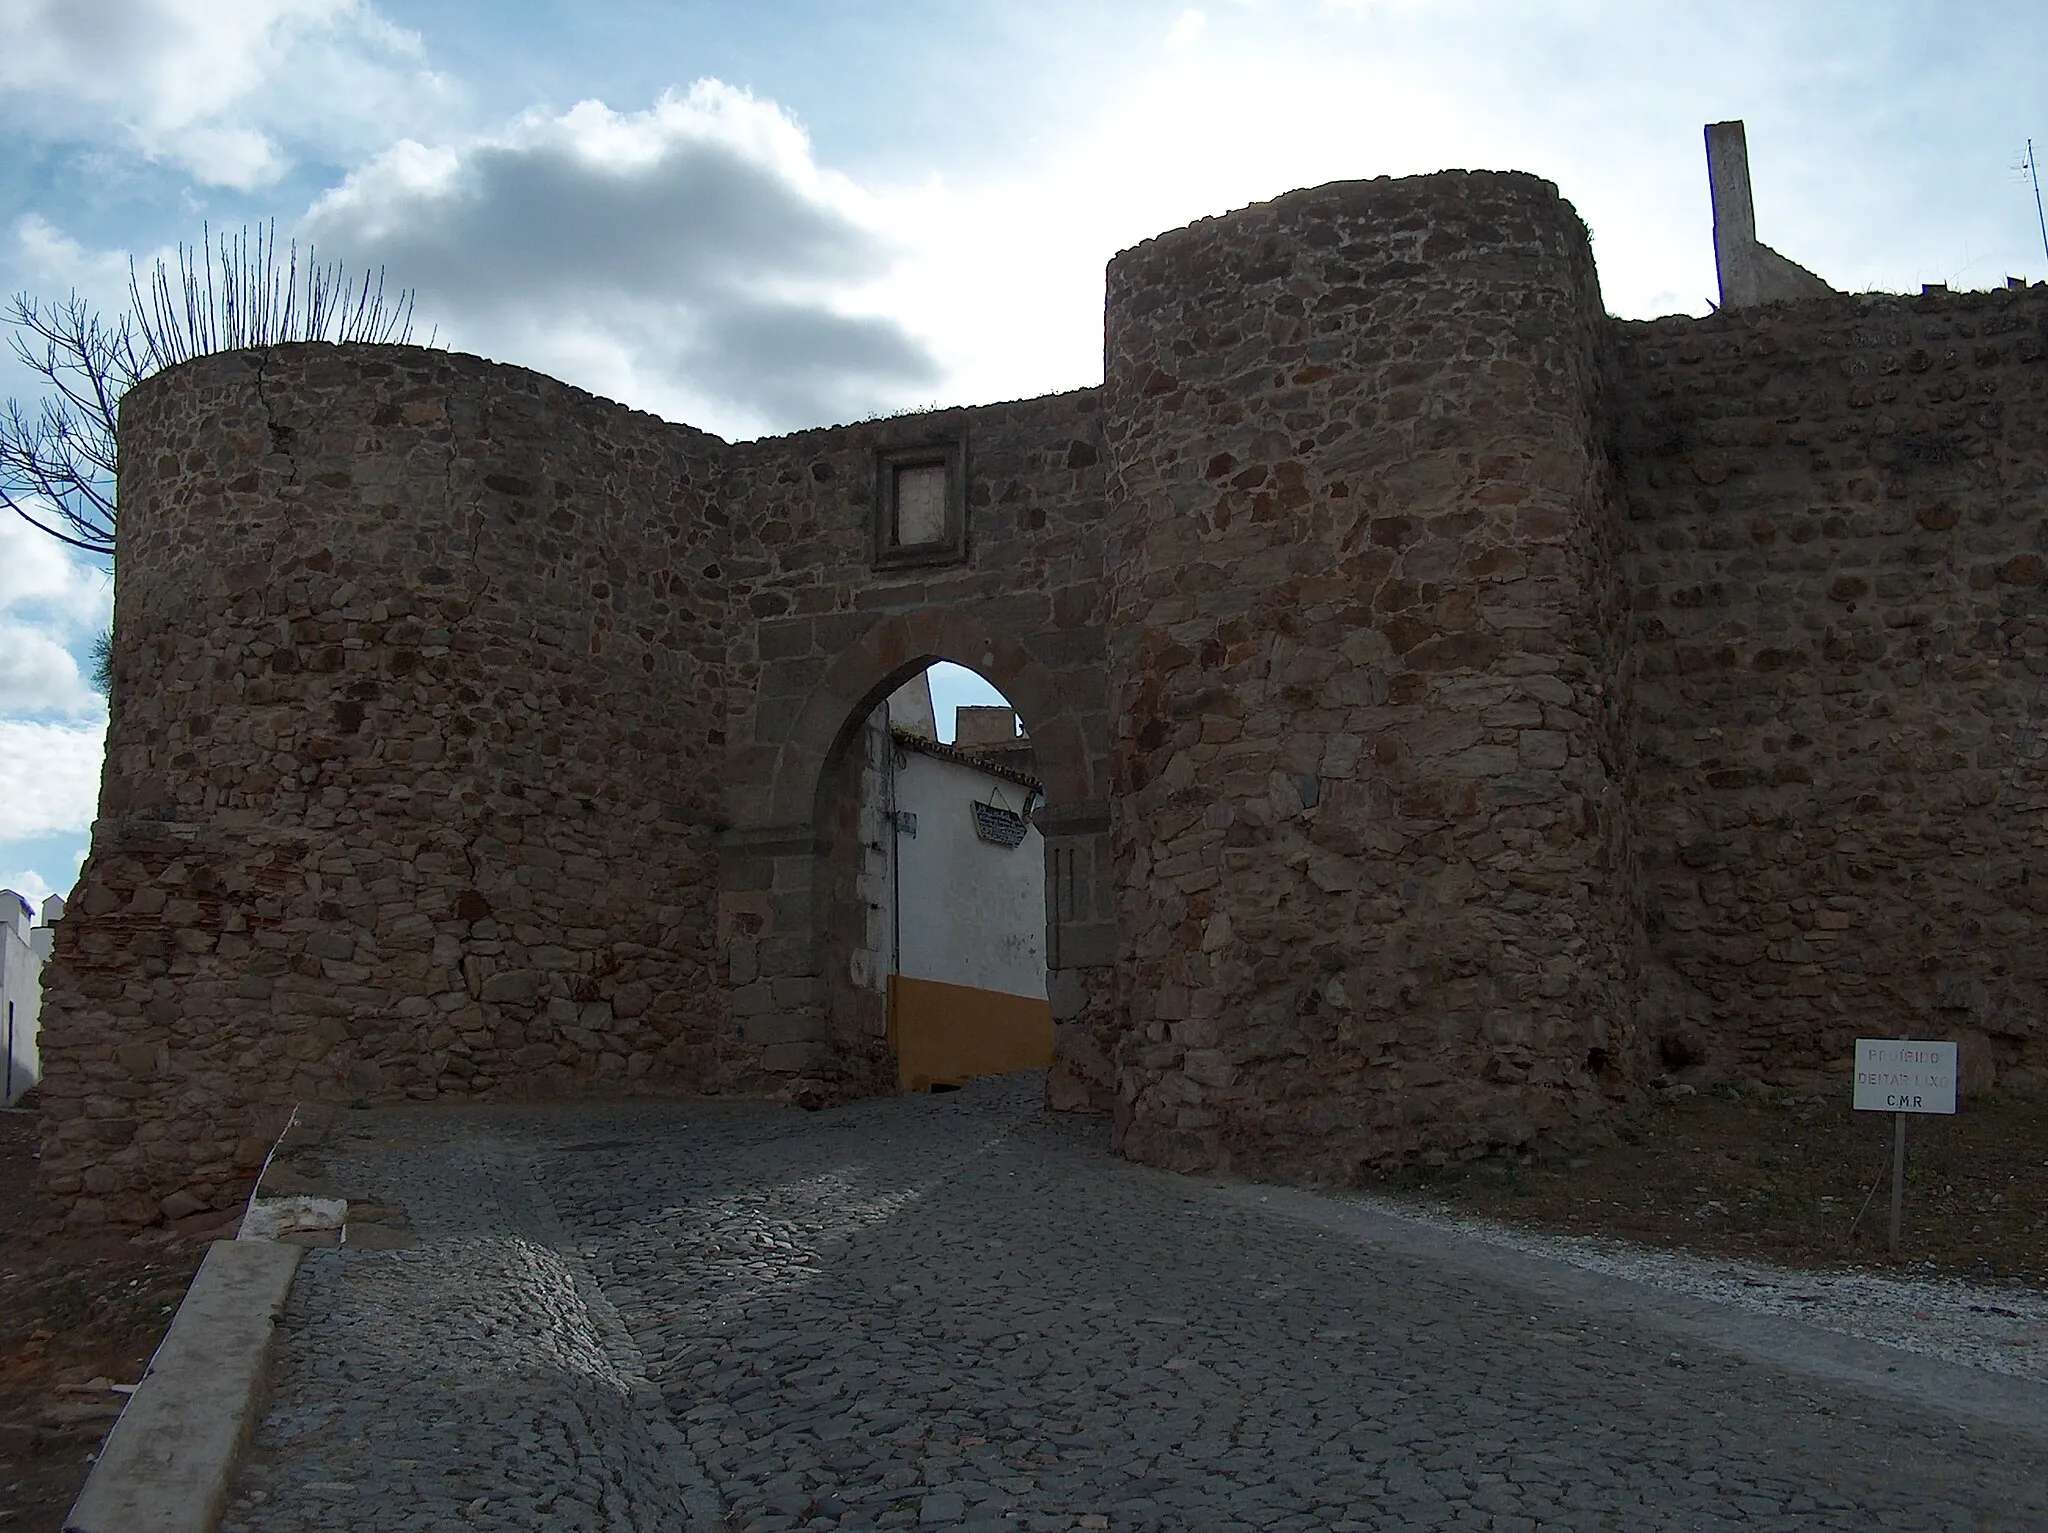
[
  {"x1": 1324, "y1": 1193, "x2": 2048, "y2": 1385},
  {"x1": 220, "y1": 1075, "x2": 2048, "y2": 1531}
]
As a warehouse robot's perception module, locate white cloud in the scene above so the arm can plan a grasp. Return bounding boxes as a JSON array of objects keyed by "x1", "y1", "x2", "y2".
[
  {"x1": 1167, "y1": 9, "x2": 1208, "y2": 49},
  {"x1": 1, "y1": 865, "x2": 58, "y2": 910},
  {"x1": 0, "y1": 0, "x2": 454, "y2": 189},
  {"x1": 836, "y1": 0, "x2": 2048, "y2": 417},
  {"x1": 0, "y1": 719, "x2": 105, "y2": 838},
  {"x1": 13, "y1": 213, "x2": 134, "y2": 300},
  {"x1": 0, "y1": 510, "x2": 110, "y2": 630},
  {"x1": 0, "y1": 834, "x2": 89, "y2": 908},
  {"x1": 302, "y1": 82, "x2": 940, "y2": 436},
  {"x1": 0, "y1": 512, "x2": 109, "y2": 720},
  {"x1": 0, "y1": 630, "x2": 98, "y2": 717}
]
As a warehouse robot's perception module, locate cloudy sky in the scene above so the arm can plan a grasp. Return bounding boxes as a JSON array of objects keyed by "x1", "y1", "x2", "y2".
[{"x1": 1, "y1": 0, "x2": 2043, "y2": 904}]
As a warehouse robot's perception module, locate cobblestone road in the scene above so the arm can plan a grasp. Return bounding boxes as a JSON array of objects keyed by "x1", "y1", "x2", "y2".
[{"x1": 220, "y1": 1076, "x2": 2048, "y2": 1531}]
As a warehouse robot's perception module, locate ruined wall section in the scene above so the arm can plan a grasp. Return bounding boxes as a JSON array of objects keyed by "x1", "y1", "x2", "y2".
[
  {"x1": 1103, "y1": 172, "x2": 1641, "y2": 1183},
  {"x1": 713, "y1": 391, "x2": 1116, "y2": 1105},
  {"x1": 38, "y1": 345, "x2": 730, "y2": 1223},
  {"x1": 1617, "y1": 287, "x2": 2048, "y2": 1085}
]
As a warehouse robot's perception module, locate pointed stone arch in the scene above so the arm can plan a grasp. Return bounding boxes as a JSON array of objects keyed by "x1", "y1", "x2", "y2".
[
  {"x1": 768, "y1": 607, "x2": 1097, "y2": 826},
  {"x1": 718, "y1": 606, "x2": 1113, "y2": 1101}
]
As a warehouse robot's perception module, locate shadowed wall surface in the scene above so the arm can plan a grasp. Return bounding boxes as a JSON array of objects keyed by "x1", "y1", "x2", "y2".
[
  {"x1": 1617, "y1": 290, "x2": 2048, "y2": 1085},
  {"x1": 39, "y1": 349, "x2": 731, "y2": 1222}
]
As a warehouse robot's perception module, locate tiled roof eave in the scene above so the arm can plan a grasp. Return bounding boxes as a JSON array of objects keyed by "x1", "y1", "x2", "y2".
[{"x1": 889, "y1": 728, "x2": 1043, "y2": 793}]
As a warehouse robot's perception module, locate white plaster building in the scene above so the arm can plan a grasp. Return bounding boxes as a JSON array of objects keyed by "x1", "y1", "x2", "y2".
[
  {"x1": 894, "y1": 738, "x2": 1046, "y2": 998},
  {"x1": 2, "y1": 890, "x2": 61, "y2": 1107},
  {"x1": 848, "y1": 674, "x2": 1052, "y2": 1089}
]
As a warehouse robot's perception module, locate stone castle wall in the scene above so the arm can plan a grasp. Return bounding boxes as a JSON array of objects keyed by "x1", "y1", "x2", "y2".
[
  {"x1": 1616, "y1": 287, "x2": 2048, "y2": 1087},
  {"x1": 32, "y1": 168, "x2": 2048, "y2": 1223},
  {"x1": 1101, "y1": 172, "x2": 1641, "y2": 1183},
  {"x1": 38, "y1": 348, "x2": 732, "y2": 1223}
]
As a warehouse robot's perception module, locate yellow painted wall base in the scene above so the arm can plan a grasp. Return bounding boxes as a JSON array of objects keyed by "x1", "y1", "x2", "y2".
[{"x1": 887, "y1": 974, "x2": 1054, "y2": 1092}]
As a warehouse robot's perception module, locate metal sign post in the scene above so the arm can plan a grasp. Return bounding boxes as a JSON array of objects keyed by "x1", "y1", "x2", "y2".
[
  {"x1": 1888, "y1": 1110, "x2": 1907, "y2": 1255},
  {"x1": 1852, "y1": 1038, "x2": 1958, "y2": 1257}
]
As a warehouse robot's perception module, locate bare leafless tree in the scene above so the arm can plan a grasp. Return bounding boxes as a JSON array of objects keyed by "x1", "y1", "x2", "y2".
[
  {"x1": 0, "y1": 293, "x2": 136, "y2": 554},
  {"x1": 1, "y1": 223, "x2": 425, "y2": 558}
]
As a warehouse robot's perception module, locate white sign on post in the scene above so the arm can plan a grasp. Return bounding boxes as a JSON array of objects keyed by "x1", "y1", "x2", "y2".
[{"x1": 1852, "y1": 1039, "x2": 1958, "y2": 1116}]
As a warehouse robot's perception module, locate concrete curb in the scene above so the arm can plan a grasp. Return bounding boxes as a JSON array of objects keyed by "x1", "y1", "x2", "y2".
[{"x1": 64, "y1": 1238, "x2": 304, "y2": 1533}]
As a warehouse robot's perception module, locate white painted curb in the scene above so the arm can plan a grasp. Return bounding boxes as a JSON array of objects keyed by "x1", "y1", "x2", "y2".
[{"x1": 64, "y1": 1238, "x2": 304, "y2": 1533}]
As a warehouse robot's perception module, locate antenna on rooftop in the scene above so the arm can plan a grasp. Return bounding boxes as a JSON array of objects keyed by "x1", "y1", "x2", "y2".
[{"x1": 2020, "y1": 139, "x2": 2048, "y2": 269}]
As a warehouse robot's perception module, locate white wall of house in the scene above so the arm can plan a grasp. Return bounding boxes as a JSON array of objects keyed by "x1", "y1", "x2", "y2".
[
  {"x1": 895, "y1": 751, "x2": 1045, "y2": 1000},
  {"x1": 842, "y1": 675, "x2": 1048, "y2": 1010},
  {"x1": 889, "y1": 671, "x2": 938, "y2": 742},
  {"x1": 2, "y1": 891, "x2": 57, "y2": 1107}
]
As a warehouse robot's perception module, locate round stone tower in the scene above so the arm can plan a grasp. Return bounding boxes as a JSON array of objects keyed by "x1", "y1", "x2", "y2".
[
  {"x1": 36, "y1": 344, "x2": 732, "y2": 1222},
  {"x1": 1102, "y1": 171, "x2": 1641, "y2": 1182}
]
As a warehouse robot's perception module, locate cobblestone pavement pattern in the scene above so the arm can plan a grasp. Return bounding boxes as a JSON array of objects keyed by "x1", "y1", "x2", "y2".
[{"x1": 220, "y1": 1076, "x2": 2048, "y2": 1532}]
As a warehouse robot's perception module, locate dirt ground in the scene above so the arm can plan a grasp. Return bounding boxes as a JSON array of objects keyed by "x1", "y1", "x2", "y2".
[
  {"x1": 0, "y1": 1104, "x2": 222, "y2": 1533},
  {"x1": 1373, "y1": 1076, "x2": 2048, "y2": 1286},
  {"x1": 0, "y1": 1078, "x2": 2041, "y2": 1529}
]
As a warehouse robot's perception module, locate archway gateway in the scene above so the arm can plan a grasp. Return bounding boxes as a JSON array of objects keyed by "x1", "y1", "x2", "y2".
[
  {"x1": 807, "y1": 661, "x2": 1070, "y2": 1096},
  {"x1": 716, "y1": 530, "x2": 1118, "y2": 1109}
]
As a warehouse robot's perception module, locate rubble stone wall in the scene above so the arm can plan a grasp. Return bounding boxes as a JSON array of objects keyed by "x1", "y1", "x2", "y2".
[
  {"x1": 36, "y1": 168, "x2": 2048, "y2": 1224},
  {"x1": 1101, "y1": 172, "x2": 1642, "y2": 1183},
  {"x1": 38, "y1": 347, "x2": 731, "y2": 1223},
  {"x1": 1616, "y1": 288, "x2": 2048, "y2": 1087}
]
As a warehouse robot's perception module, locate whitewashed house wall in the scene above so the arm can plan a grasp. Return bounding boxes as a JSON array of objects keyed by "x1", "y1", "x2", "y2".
[{"x1": 2, "y1": 891, "x2": 57, "y2": 1107}]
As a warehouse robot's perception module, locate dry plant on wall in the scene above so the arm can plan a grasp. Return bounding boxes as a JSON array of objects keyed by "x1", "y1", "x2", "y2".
[{"x1": 0, "y1": 222, "x2": 428, "y2": 557}]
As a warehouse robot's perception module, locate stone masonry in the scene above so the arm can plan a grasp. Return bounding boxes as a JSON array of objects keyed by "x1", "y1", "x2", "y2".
[
  {"x1": 34, "y1": 166, "x2": 2048, "y2": 1223},
  {"x1": 1101, "y1": 173, "x2": 1639, "y2": 1182},
  {"x1": 1618, "y1": 289, "x2": 2048, "y2": 1089}
]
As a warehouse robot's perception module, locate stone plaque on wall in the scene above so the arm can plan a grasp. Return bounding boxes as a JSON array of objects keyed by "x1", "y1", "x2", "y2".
[
  {"x1": 874, "y1": 439, "x2": 966, "y2": 569},
  {"x1": 895, "y1": 463, "x2": 947, "y2": 545}
]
